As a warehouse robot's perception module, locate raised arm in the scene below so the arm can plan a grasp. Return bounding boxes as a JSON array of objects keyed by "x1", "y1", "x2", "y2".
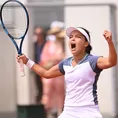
[
  {"x1": 97, "y1": 30, "x2": 117, "y2": 69},
  {"x1": 17, "y1": 55, "x2": 63, "y2": 78}
]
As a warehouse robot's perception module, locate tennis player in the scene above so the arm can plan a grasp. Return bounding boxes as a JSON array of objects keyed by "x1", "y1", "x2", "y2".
[{"x1": 17, "y1": 27, "x2": 117, "y2": 118}]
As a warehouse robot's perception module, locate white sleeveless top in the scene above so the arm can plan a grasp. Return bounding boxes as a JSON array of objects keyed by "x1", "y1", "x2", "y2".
[{"x1": 59, "y1": 54, "x2": 102, "y2": 107}]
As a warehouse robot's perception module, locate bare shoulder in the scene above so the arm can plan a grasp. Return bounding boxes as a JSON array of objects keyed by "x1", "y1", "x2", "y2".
[{"x1": 97, "y1": 56, "x2": 116, "y2": 69}]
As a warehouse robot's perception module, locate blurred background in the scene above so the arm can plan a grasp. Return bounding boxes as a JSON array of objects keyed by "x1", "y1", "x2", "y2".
[{"x1": 0, "y1": 0, "x2": 118, "y2": 118}]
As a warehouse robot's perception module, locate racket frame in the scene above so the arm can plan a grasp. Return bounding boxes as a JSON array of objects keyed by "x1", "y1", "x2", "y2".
[{"x1": 0, "y1": 0, "x2": 29, "y2": 55}]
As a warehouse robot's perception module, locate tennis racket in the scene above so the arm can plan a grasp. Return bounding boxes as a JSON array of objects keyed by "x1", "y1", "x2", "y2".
[{"x1": 0, "y1": 0, "x2": 29, "y2": 77}]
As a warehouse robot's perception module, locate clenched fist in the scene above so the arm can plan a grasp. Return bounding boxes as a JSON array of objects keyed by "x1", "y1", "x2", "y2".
[
  {"x1": 103, "y1": 30, "x2": 112, "y2": 43},
  {"x1": 16, "y1": 54, "x2": 28, "y2": 64}
]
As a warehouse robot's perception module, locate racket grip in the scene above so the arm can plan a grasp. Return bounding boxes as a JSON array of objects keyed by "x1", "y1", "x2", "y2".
[{"x1": 19, "y1": 59, "x2": 25, "y2": 77}]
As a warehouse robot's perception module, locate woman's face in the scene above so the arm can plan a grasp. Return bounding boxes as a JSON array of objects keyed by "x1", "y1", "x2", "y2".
[{"x1": 68, "y1": 30, "x2": 88, "y2": 56}]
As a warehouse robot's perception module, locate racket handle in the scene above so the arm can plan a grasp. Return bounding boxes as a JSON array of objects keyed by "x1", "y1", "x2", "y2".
[{"x1": 19, "y1": 59, "x2": 25, "y2": 77}]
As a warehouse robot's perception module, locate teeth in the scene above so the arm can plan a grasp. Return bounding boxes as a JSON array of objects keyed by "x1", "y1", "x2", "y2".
[{"x1": 71, "y1": 48, "x2": 76, "y2": 50}]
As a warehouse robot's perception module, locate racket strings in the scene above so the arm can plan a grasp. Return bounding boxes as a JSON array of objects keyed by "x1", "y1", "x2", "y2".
[{"x1": 1, "y1": 1, "x2": 27, "y2": 39}]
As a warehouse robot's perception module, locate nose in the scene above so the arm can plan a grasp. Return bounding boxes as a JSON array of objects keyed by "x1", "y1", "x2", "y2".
[{"x1": 71, "y1": 36, "x2": 75, "y2": 41}]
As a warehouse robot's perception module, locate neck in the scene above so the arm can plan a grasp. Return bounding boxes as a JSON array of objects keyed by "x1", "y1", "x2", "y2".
[{"x1": 73, "y1": 52, "x2": 87, "y2": 63}]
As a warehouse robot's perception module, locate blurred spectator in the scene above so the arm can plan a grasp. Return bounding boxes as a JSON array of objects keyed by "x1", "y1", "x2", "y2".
[
  {"x1": 40, "y1": 22, "x2": 65, "y2": 118},
  {"x1": 56, "y1": 30, "x2": 65, "y2": 53},
  {"x1": 33, "y1": 26, "x2": 46, "y2": 104}
]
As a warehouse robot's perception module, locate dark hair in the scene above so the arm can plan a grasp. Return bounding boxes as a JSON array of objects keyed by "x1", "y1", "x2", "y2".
[{"x1": 79, "y1": 27, "x2": 92, "y2": 54}]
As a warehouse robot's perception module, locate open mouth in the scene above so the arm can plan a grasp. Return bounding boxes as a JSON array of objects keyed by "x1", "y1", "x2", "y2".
[{"x1": 71, "y1": 43, "x2": 76, "y2": 49}]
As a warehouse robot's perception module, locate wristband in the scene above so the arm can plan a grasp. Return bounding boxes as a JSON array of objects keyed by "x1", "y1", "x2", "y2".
[{"x1": 26, "y1": 59, "x2": 35, "y2": 69}]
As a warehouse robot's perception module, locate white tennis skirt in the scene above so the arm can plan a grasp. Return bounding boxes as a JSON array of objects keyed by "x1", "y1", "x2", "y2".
[{"x1": 58, "y1": 105, "x2": 103, "y2": 118}]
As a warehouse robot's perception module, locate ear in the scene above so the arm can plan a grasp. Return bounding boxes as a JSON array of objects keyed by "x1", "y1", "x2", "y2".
[{"x1": 84, "y1": 41, "x2": 89, "y2": 47}]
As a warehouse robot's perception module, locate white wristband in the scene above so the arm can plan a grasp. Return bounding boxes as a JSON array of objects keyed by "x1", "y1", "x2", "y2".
[{"x1": 26, "y1": 59, "x2": 35, "y2": 69}]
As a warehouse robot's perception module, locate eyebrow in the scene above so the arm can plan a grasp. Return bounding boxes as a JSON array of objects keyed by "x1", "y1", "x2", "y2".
[{"x1": 70, "y1": 33, "x2": 83, "y2": 37}]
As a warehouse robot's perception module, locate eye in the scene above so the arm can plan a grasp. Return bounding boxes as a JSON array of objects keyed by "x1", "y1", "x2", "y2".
[
  {"x1": 69, "y1": 36, "x2": 72, "y2": 39},
  {"x1": 76, "y1": 35, "x2": 81, "y2": 38}
]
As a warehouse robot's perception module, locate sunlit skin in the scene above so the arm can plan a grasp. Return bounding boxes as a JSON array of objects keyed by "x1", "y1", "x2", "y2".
[
  {"x1": 17, "y1": 30, "x2": 117, "y2": 78},
  {"x1": 68, "y1": 30, "x2": 89, "y2": 66},
  {"x1": 97, "y1": 30, "x2": 117, "y2": 69}
]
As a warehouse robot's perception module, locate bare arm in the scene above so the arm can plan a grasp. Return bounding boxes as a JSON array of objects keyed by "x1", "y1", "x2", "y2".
[
  {"x1": 17, "y1": 55, "x2": 63, "y2": 78},
  {"x1": 97, "y1": 30, "x2": 117, "y2": 69},
  {"x1": 31, "y1": 63, "x2": 63, "y2": 78}
]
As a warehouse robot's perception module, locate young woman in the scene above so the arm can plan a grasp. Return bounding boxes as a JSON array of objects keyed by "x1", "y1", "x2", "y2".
[{"x1": 17, "y1": 27, "x2": 117, "y2": 118}]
